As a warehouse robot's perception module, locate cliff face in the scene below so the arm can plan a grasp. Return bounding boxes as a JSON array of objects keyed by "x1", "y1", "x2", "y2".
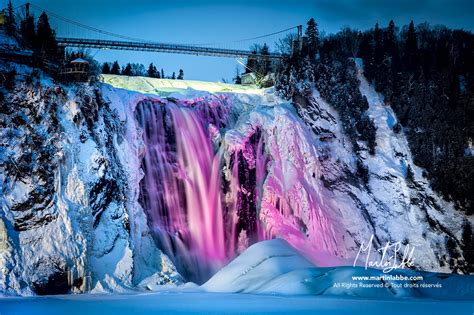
[
  {"x1": 0, "y1": 65, "x2": 181, "y2": 296},
  {"x1": 0, "y1": 64, "x2": 470, "y2": 295},
  {"x1": 291, "y1": 65, "x2": 470, "y2": 273}
]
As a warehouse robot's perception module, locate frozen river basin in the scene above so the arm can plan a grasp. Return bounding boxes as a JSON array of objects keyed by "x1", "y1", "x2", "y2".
[{"x1": 0, "y1": 292, "x2": 472, "y2": 315}]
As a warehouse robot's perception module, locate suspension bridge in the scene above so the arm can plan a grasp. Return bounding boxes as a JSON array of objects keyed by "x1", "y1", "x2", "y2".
[{"x1": 14, "y1": 3, "x2": 301, "y2": 60}]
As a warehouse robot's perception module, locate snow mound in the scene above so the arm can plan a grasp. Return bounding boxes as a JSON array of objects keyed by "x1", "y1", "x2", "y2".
[
  {"x1": 202, "y1": 239, "x2": 314, "y2": 293},
  {"x1": 203, "y1": 239, "x2": 474, "y2": 300}
]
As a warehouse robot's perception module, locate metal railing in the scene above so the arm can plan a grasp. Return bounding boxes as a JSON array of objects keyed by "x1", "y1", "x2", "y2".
[{"x1": 57, "y1": 38, "x2": 285, "y2": 59}]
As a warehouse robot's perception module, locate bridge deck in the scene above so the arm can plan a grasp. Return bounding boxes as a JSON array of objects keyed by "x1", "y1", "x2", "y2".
[{"x1": 57, "y1": 38, "x2": 285, "y2": 59}]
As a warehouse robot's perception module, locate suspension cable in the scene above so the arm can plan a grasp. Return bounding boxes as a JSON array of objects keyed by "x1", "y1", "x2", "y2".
[{"x1": 15, "y1": 3, "x2": 298, "y2": 48}]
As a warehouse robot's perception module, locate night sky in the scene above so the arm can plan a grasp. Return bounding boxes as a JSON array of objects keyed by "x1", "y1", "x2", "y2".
[{"x1": 6, "y1": 0, "x2": 473, "y2": 81}]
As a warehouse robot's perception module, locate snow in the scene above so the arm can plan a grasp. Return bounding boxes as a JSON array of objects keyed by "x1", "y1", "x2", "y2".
[
  {"x1": 0, "y1": 30, "x2": 20, "y2": 50},
  {"x1": 355, "y1": 60, "x2": 467, "y2": 271},
  {"x1": 70, "y1": 58, "x2": 88, "y2": 64},
  {"x1": 0, "y1": 68, "x2": 182, "y2": 296},
  {"x1": 7, "y1": 180, "x2": 33, "y2": 205},
  {"x1": 0, "y1": 239, "x2": 473, "y2": 314},
  {"x1": 101, "y1": 74, "x2": 264, "y2": 97},
  {"x1": 202, "y1": 239, "x2": 314, "y2": 293},
  {"x1": 203, "y1": 239, "x2": 474, "y2": 299}
]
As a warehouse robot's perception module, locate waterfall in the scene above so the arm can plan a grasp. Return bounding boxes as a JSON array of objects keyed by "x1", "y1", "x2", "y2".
[
  {"x1": 135, "y1": 96, "x2": 340, "y2": 283},
  {"x1": 135, "y1": 97, "x2": 259, "y2": 282}
]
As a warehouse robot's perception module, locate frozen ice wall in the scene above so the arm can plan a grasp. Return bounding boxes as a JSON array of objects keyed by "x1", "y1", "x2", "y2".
[{"x1": 134, "y1": 89, "x2": 343, "y2": 283}]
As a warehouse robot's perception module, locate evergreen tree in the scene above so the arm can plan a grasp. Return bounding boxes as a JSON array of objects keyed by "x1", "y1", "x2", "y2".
[
  {"x1": 404, "y1": 20, "x2": 418, "y2": 71},
  {"x1": 101, "y1": 63, "x2": 111, "y2": 74},
  {"x1": 110, "y1": 61, "x2": 120, "y2": 74},
  {"x1": 147, "y1": 63, "x2": 158, "y2": 78},
  {"x1": 161, "y1": 68, "x2": 165, "y2": 79},
  {"x1": 36, "y1": 12, "x2": 58, "y2": 58},
  {"x1": 374, "y1": 20, "x2": 396, "y2": 94},
  {"x1": 305, "y1": 18, "x2": 319, "y2": 57},
  {"x1": 234, "y1": 66, "x2": 242, "y2": 84},
  {"x1": 358, "y1": 32, "x2": 373, "y2": 61},
  {"x1": 373, "y1": 23, "x2": 384, "y2": 66},
  {"x1": 257, "y1": 43, "x2": 271, "y2": 77},
  {"x1": 384, "y1": 20, "x2": 398, "y2": 57},
  {"x1": 367, "y1": 23, "x2": 385, "y2": 89},
  {"x1": 20, "y1": 14, "x2": 36, "y2": 46},
  {"x1": 171, "y1": 72, "x2": 176, "y2": 80},
  {"x1": 177, "y1": 69, "x2": 184, "y2": 80},
  {"x1": 122, "y1": 63, "x2": 132, "y2": 76},
  {"x1": 5, "y1": 0, "x2": 16, "y2": 36},
  {"x1": 245, "y1": 46, "x2": 258, "y2": 74},
  {"x1": 130, "y1": 63, "x2": 145, "y2": 76}
]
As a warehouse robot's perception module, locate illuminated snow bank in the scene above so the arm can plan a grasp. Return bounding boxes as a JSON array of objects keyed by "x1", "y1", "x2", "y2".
[{"x1": 203, "y1": 239, "x2": 474, "y2": 300}]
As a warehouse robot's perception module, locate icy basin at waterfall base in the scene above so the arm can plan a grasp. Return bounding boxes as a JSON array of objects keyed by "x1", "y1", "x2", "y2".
[
  {"x1": 1, "y1": 292, "x2": 472, "y2": 315},
  {"x1": 1, "y1": 239, "x2": 473, "y2": 314}
]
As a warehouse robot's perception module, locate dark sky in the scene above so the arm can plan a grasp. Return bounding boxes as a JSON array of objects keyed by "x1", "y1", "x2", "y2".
[{"x1": 6, "y1": 0, "x2": 473, "y2": 81}]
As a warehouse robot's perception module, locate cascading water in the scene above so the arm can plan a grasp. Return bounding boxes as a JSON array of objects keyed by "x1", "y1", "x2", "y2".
[
  {"x1": 135, "y1": 96, "x2": 341, "y2": 283},
  {"x1": 135, "y1": 96, "x2": 263, "y2": 282}
]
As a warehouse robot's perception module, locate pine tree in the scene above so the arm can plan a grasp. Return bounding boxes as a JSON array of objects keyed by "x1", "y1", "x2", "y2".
[
  {"x1": 110, "y1": 61, "x2": 120, "y2": 74},
  {"x1": 404, "y1": 20, "x2": 418, "y2": 71},
  {"x1": 20, "y1": 14, "x2": 36, "y2": 46},
  {"x1": 245, "y1": 45, "x2": 259, "y2": 74},
  {"x1": 36, "y1": 12, "x2": 58, "y2": 58},
  {"x1": 171, "y1": 72, "x2": 176, "y2": 80},
  {"x1": 305, "y1": 18, "x2": 319, "y2": 57},
  {"x1": 373, "y1": 23, "x2": 383, "y2": 65},
  {"x1": 5, "y1": 0, "x2": 16, "y2": 36},
  {"x1": 102, "y1": 63, "x2": 111, "y2": 74},
  {"x1": 122, "y1": 63, "x2": 132, "y2": 76},
  {"x1": 358, "y1": 32, "x2": 373, "y2": 61},
  {"x1": 147, "y1": 63, "x2": 157, "y2": 78},
  {"x1": 257, "y1": 43, "x2": 271, "y2": 77},
  {"x1": 380, "y1": 20, "x2": 399, "y2": 98},
  {"x1": 234, "y1": 66, "x2": 242, "y2": 84},
  {"x1": 177, "y1": 69, "x2": 184, "y2": 80},
  {"x1": 384, "y1": 20, "x2": 397, "y2": 57},
  {"x1": 161, "y1": 69, "x2": 165, "y2": 79},
  {"x1": 369, "y1": 23, "x2": 385, "y2": 89}
]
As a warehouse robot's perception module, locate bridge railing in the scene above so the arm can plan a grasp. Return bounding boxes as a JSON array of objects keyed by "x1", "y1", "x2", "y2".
[{"x1": 56, "y1": 38, "x2": 286, "y2": 59}]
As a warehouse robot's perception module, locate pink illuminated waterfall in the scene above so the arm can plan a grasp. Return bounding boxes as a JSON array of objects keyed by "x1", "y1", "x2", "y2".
[
  {"x1": 171, "y1": 105, "x2": 226, "y2": 262},
  {"x1": 135, "y1": 96, "x2": 341, "y2": 282},
  {"x1": 136, "y1": 97, "x2": 251, "y2": 282}
]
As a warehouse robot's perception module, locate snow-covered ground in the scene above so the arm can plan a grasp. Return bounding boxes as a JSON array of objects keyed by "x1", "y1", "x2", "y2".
[
  {"x1": 202, "y1": 240, "x2": 474, "y2": 299},
  {"x1": 101, "y1": 74, "x2": 264, "y2": 96},
  {"x1": 0, "y1": 240, "x2": 472, "y2": 314}
]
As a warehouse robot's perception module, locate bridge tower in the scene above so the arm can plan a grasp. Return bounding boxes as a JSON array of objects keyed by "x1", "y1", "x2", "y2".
[{"x1": 292, "y1": 25, "x2": 303, "y2": 55}]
